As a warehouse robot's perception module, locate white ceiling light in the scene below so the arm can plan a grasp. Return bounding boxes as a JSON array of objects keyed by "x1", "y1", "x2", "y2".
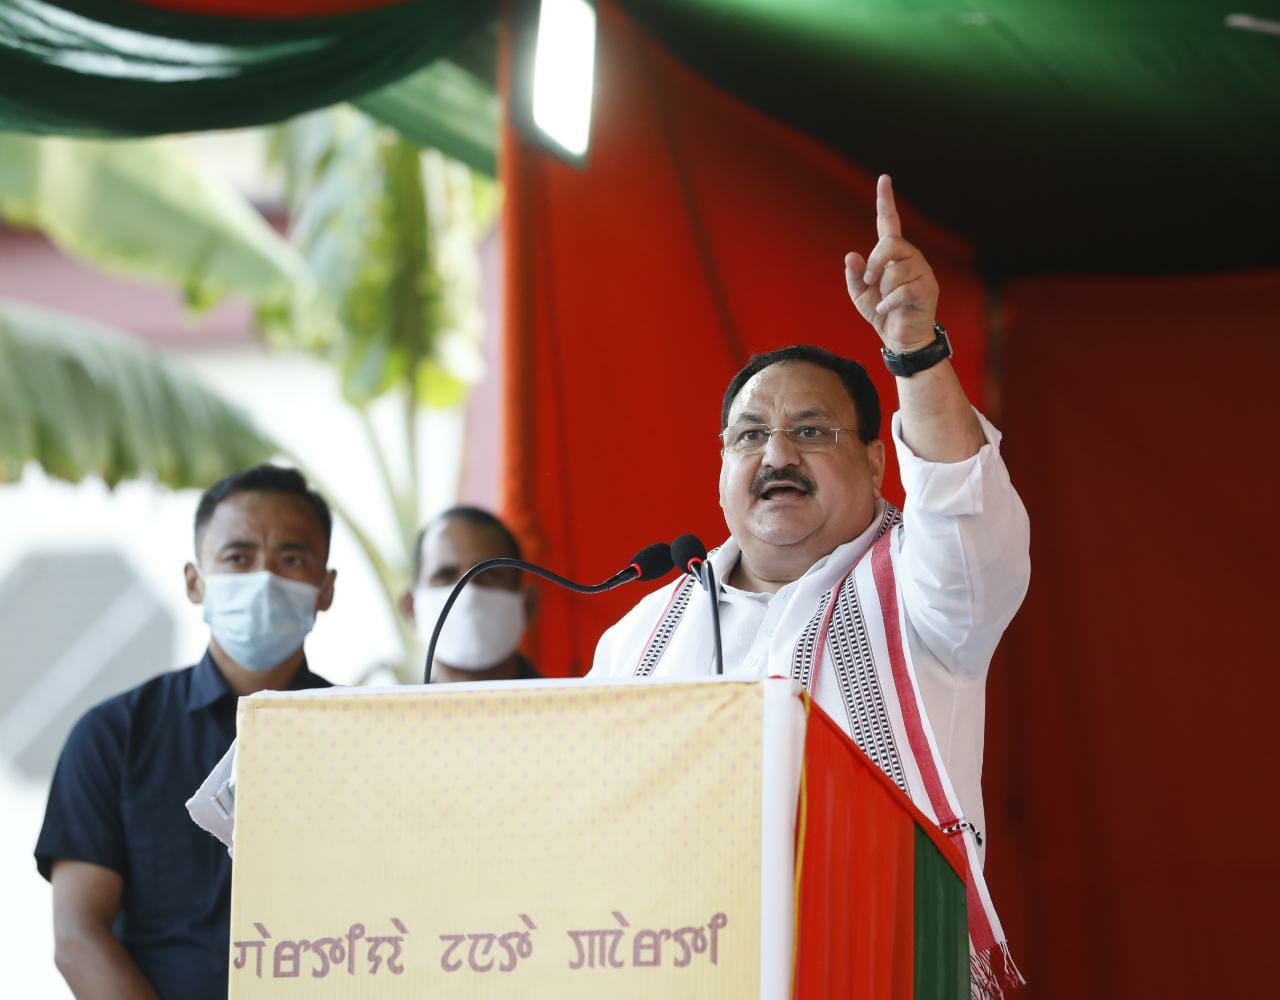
[{"x1": 532, "y1": 0, "x2": 597, "y2": 159}]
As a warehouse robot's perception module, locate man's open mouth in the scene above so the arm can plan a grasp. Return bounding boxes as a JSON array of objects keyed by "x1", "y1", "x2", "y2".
[{"x1": 758, "y1": 481, "x2": 811, "y2": 501}]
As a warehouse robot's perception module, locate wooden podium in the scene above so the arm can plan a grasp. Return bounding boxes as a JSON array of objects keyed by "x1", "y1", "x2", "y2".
[{"x1": 220, "y1": 676, "x2": 967, "y2": 998}]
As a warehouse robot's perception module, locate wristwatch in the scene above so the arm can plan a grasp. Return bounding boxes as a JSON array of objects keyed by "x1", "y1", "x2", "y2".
[{"x1": 880, "y1": 322, "x2": 952, "y2": 377}]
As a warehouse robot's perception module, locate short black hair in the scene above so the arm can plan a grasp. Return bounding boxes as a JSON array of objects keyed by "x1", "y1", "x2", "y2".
[
  {"x1": 412, "y1": 506, "x2": 523, "y2": 582},
  {"x1": 194, "y1": 464, "x2": 332, "y2": 555},
  {"x1": 721, "y1": 345, "x2": 881, "y2": 443}
]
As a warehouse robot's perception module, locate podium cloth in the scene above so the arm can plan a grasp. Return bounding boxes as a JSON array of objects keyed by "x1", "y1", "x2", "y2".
[{"x1": 191, "y1": 677, "x2": 968, "y2": 998}]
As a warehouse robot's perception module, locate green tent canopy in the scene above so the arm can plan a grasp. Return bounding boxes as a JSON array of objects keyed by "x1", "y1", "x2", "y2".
[
  {"x1": 2, "y1": 0, "x2": 1277, "y2": 272},
  {"x1": 616, "y1": 0, "x2": 1280, "y2": 274},
  {"x1": 0, "y1": 0, "x2": 497, "y2": 145}
]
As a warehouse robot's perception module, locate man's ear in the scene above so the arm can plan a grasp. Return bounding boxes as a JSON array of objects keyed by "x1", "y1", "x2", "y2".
[
  {"x1": 184, "y1": 562, "x2": 204, "y2": 605},
  {"x1": 867, "y1": 439, "x2": 887, "y2": 497},
  {"x1": 400, "y1": 588, "x2": 416, "y2": 625},
  {"x1": 316, "y1": 569, "x2": 337, "y2": 613}
]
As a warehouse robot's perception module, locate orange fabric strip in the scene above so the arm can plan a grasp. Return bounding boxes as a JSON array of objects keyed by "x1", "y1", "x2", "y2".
[{"x1": 794, "y1": 702, "x2": 916, "y2": 999}]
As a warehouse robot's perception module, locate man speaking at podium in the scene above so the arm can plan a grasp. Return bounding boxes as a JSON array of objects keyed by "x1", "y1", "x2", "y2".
[{"x1": 590, "y1": 175, "x2": 1030, "y2": 991}]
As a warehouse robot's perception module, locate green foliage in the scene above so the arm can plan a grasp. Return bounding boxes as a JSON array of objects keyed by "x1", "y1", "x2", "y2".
[
  {"x1": 0, "y1": 132, "x2": 315, "y2": 318},
  {"x1": 274, "y1": 110, "x2": 477, "y2": 410},
  {"x1": 0, "y1": 116, "x2": 493, "y2": 679},
  {"x1": 0, "y1": 302, "x2": 275, "y2": 488},
  {"x1": 355, "y1": 58, "x2": 500, "y2": 177}
]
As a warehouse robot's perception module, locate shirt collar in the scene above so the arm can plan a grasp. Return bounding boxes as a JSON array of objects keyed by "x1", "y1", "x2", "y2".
[{"x1": 185, "y1": 648, "x2": 323, "y2": 713}]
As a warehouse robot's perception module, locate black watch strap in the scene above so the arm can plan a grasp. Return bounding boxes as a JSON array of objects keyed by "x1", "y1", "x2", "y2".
[{"x1": 881, "y1": 322, "x2": 952, "y2": 377}]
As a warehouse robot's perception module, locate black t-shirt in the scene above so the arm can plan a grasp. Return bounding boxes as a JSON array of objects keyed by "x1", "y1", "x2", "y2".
[{"x1": 35, "y1": 651, "x2": 330, "y2": 1000}]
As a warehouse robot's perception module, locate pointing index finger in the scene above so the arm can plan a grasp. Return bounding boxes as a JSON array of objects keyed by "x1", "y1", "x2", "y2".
[{"x1": 876, "y1": 173, "x2": 902, "y2": 240}]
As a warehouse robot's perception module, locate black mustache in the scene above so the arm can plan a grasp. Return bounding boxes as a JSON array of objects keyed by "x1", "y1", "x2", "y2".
[{"x1": 751, "y1": 468, "x2": 815, "y2": 498}]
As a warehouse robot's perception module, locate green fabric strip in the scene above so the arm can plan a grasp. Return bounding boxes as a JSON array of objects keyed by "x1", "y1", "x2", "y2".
[
  {"x1": 355, "y1": 57, "x2": 498, "y2": 176},
  {"x1": 22, "y1": 0, "x2": 427, "y2": 44},
  {"x1": 913, "y1": 825, "x2": 969, "y2": 1000},
  {"x1": 0, "y1": 0, "x2": 497, "y2": 136}
]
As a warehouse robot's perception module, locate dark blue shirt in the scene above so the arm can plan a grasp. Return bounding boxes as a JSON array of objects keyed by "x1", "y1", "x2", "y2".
[
  {"x1": 35, "y1": 650, "x2": 330, "y2": 1000},
  {"x1": 514, "y1": 653, "x2": 540, "y2": 679}
]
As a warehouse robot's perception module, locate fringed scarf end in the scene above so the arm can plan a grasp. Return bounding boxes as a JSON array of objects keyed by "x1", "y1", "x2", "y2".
[{"x1": 970, "y1": 940, "x2": 1026, "y2": 1000}]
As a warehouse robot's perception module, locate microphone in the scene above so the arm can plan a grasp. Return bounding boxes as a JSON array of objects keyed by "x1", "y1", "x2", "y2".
[
  {"x1": 423, "y1": 542, "x2": 675, "y2": 683},
  {"x1": 670, "y1": 534, "x2": 725, "y2": 676},
  {"x1": 671, "y1": 534, "x2": 707, "y2": 577},
  {"x1": 626, "y1": 542, "x2": 678, "y2": 583}
]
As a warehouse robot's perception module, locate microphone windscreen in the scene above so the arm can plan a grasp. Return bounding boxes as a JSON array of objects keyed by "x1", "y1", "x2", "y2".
[
  {"x1": 671, "y1": 534, "x2": 708, "y2": 574},
  {"x1": 629, "y1": 542, "x2": 675, "y2": 581}
]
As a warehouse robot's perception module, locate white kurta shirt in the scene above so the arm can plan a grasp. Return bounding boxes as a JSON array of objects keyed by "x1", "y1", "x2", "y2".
[{"x1": 590, "y1": 409, "x2": 1030, "y2": 851}]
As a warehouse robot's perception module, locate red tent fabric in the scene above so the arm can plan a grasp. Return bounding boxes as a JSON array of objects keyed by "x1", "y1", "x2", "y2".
[
  {"x1": 984, "y1": 269, "x2": 1280, "y2": 998},
  {"x1": 501, "y1": 4, "x2": 1280, "y2": 996},
  {"x1": 499, "y1": 0, "x2": 988, "y2": 678}
]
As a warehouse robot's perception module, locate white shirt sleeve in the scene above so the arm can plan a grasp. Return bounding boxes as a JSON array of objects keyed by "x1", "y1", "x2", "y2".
[{"x1": 892, "y1": 408, "x2": 1031, "y2": 677}]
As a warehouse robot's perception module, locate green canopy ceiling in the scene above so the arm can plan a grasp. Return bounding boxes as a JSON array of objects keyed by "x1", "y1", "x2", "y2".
[
  {"x1": 616, "y1": 0, "x2": 1280, "y2": 275},
  {"x1": 0, "y1": 0, "x2": 497, "y2": 139},
  {"x1": 1, "y1": 1, "x2": 1275, "y2": 274}
]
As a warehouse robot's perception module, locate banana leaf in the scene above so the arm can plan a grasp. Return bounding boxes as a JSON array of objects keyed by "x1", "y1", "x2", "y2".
[
  {"x1": 276, "y1": 110, "x2": 472, "y2": 408},
  {"x1": 0, "y1": 132, "x2": 328, "y2": 333},
  {"x1": 0, "y1": 301, "x2": 276, "y2": 488}
]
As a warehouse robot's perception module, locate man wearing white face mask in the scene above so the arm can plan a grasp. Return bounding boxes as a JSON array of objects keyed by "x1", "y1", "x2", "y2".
[
  {"x1": 401, "y1": 507, "x2": 540, "y2": 683},
  {"x1": 35, "y1": 465, "x2": 336, "y2": 1000}
]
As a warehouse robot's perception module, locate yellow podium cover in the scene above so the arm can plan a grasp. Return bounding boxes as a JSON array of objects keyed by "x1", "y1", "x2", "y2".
[{"x1": 228, "y1": 678, "x2": 801, "y2": 998}]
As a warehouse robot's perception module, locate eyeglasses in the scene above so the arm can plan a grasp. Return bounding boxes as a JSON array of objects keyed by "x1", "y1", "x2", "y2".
[{"x1": 719, "y1": 424, "x2": 859, "y2": 455}]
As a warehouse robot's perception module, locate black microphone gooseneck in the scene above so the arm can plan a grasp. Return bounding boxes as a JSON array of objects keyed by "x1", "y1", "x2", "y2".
[
  {"x1": 423, "y1": 542, "x2": 675, "y2": 683},
  {"x1": 671, "y1": 534, "x2": 724, "y2": 676}
]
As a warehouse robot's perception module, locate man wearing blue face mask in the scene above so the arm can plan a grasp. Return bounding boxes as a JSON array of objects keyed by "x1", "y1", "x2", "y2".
[
  {"x1": 402, "y1": 507, "x2": 540, "y2": 683},
  {"x1": 34, "y1": 464, "x2": 336, "y2": 999}
]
